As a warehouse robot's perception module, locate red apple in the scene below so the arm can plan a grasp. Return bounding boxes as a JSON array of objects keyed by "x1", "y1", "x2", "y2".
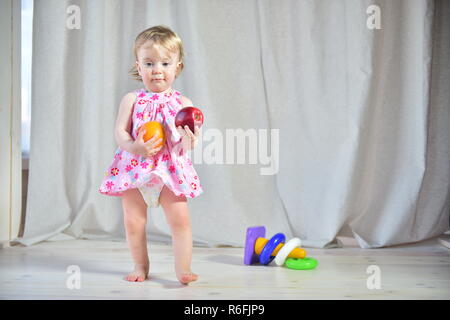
[{"x1": 175, "y1": 107, "x2": 204, "y2": 133}]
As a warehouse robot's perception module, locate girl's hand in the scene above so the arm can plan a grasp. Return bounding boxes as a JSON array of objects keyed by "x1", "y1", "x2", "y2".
[
  {"x1": 177, "y1": 125, "x2": 200, "y2": 151},
  {"x1": 132, "y1": 128, "x2": 163, "y2": 158}
]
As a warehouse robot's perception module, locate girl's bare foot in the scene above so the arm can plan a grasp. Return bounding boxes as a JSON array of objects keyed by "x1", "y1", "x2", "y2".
[
  {"x1": 124, "y1": 263, "x2": 149, "y2": 282},
  {"x1": 178, "y1": 272, "x2": 198, "y2": 285}
]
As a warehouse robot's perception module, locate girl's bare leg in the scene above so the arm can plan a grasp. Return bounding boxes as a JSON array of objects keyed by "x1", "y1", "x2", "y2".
[
  {"x1": 159, "y1": 186, "x2": 198, "y2": 285},
  {"x1": 122, "y1": 188, "x2": 149, "y2": 282}
]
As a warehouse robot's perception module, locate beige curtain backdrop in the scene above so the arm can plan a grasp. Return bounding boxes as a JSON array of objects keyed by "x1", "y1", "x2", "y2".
[{"x1": 15, "y1": 0, "x2": 450, "y2": 248}]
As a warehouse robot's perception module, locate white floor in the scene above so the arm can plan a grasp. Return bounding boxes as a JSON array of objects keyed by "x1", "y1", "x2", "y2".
[{"x1": 0, "y1": 237, "x2": 449, "y2": 300}]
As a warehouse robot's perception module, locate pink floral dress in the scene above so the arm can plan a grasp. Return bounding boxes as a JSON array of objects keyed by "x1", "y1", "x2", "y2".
[{"x1": 99, "y1": 88, "x2": 203, "y2": 207}]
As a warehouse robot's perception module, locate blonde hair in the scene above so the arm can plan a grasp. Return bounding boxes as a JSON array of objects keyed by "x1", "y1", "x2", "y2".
[{"x1": 129, "y1": 25, "x2": 184, "y2": 81}]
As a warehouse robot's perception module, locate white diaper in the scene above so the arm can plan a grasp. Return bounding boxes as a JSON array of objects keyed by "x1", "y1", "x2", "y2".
[{"x1": 138, "y1": 176, "x2": 165, "y2": 208}]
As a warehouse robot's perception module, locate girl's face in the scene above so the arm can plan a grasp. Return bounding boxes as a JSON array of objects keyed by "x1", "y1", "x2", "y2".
[{"x1": 136, "y1": 41, "x2": 181, "y2": 93}]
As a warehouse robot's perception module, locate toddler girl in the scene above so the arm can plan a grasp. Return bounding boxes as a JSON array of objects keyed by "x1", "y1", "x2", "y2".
[{"x1": 99, "y1": 25, "x2": 203, "y2": 285}]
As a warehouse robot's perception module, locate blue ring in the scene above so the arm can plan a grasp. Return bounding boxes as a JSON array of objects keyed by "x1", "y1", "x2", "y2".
[{"x1": 259, "y1": 233, "x2": 286, "y2": 265}]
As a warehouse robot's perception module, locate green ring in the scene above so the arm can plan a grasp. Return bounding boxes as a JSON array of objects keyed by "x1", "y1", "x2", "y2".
[{"x1": 285, "y1": 257, "x2": 318, "y2": 270}]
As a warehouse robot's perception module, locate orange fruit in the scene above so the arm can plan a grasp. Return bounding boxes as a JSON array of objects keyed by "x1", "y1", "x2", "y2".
[{"x1": 139, "y1": 121, "x2": 165, "y2": 148}]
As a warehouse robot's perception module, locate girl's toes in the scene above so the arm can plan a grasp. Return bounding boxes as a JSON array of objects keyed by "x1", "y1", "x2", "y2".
[
  {"x1": 125, "y1": 274, "x2": 137, "y2": 282},
  {"x1": 179, "y1": 273, "x2": 198, "y2": 285}
]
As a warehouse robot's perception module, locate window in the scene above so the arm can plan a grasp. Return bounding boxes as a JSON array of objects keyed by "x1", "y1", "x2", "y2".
[{"x1": 21, "y1": 0, "x2": 33, "y2": 160}]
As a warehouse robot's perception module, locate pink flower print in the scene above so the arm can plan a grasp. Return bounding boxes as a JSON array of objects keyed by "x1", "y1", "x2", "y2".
[
  {"x1": 191, "y1": 183, "x2": 197, "y2": 190},
  {"x1": 106, "y1": 181, "x2": 114, "y2": 190},
  {"x1": 153, "y1": 158, "x2": 159, "y2": 167},
  {"x1": 178, "y1": 179, "x2": 183, "y2": 184},
  {"x1": 179, "y1": 149, "x2": 184, "y2": 156},
  {"x1": 169, "y1": 165, "x2": 175, "y2": 173},
  {"x1": 165, "y1": 91, "x2": 173, "y2": 98},
  {"x1": 134, "y1": 173, "x2": 139, "y2": 180},
  {"x1": 138, "y1": 92, "x2": 146, "y2": 98},
  {"x1": 141, "y1": 161, "x2": 149, "y2": 169},
  {"x1": 169, "y1": 110, "x2": 176, "y2": 116},
  {"x1": 162, "y1": 154, "x2": 169, "y2": 161},
  {"x1": 186, "y1": 159, "x2": 192, "y2": 166},
  {"x1": 136, "y1": 112, "x2": 144, "y2": 120},
  {"x1": 137, "y1": 99, "x2": 148, "y2": 105},
  {"x1": 131, "y1": 159, "x2": 138, "y2": 166},
  {"x1": 125, "y1": 165, "x2": 133, "y2": 172},
  {"x1": 194, "y1": 176, "x2": 198, "y2": 180},
  {"x1": 124, "y1": 183, "x2": 129, "y2": 187},
  {"x1": 151, "y1": 94, "x2": 159, "y2": 101},
  {"x1": 176, "y1": 98, "x2": 182, "y2": 105},
  {"x1": 190, "y1": 192, "x2": 195, "y2": 198},
  {"x1": 175, "y1": 91, "x2": 181, "y2": 96},
  {"x1": 110, "y1": 168, "x2": 119, "y2": 176}
]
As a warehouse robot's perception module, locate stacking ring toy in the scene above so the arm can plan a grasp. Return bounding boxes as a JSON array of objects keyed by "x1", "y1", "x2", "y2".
[
  {"x1": 244, "y1": 226, "x2": 307, "y2": 265},
  {"x1": 285, "y1": 257, "x2": 318, "y2": 270},
  {"x1": 259, "y1": 233, "x2": 286, "y2": 265},
  {"x1": 244, "y1": 226, "x2": 317, "y2": 270}
]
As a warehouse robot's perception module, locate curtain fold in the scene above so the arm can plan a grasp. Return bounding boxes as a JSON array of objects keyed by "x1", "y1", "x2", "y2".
[{"x1": 15, "y1": 0, "x2": 449, "y2": 248}]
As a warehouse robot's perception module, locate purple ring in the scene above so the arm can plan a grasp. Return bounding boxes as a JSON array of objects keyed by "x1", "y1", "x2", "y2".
[{"x1": 259, "y1": 233, "x2": 286, "y2": 265}]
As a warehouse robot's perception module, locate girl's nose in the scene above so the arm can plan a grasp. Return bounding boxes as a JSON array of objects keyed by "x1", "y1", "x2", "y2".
[{"x1": 152, "y1": 63, "x2": 162, "y2": 73}]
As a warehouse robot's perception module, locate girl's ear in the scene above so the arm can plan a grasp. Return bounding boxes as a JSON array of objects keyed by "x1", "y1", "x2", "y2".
[
  {"x1": 175, "y1": 61, "x2": 183, "y2": 78},
  {"x1": 135, "y1": 61, "x2": 141, "y2": 75}
]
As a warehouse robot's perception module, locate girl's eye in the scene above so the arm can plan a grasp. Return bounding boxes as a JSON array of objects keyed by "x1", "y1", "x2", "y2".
[
  {"x1": 163, "y1": 62, "x2": 169, "y2": 66},
  {"x1": 146, "y1": 63, "x2": 153, "y2": 67}
]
